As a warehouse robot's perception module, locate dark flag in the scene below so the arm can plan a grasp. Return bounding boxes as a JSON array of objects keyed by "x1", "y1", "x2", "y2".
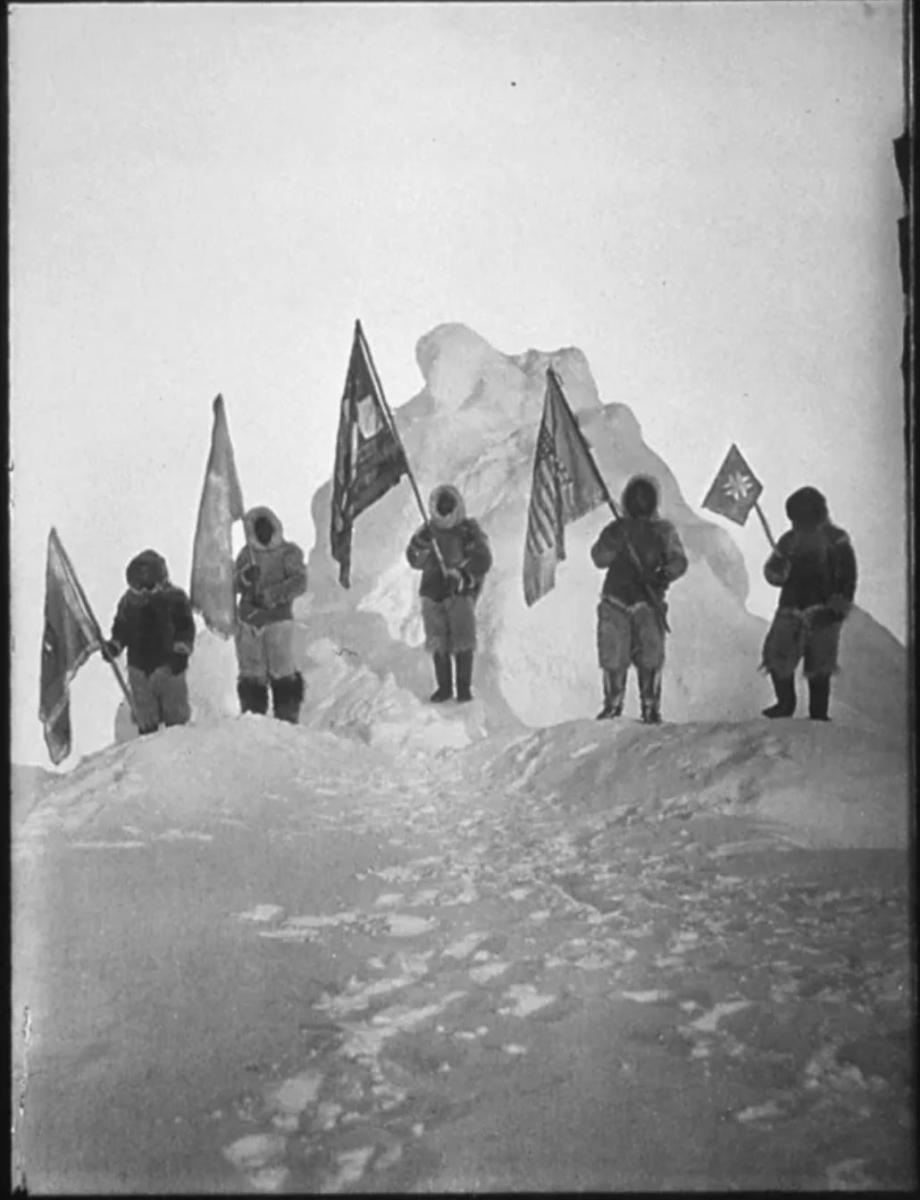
[
  {"x1": 190, "y1": 394, "x2": 245, "y2": 636},
  {"x1": 39, "y1": 529, "x2": 102, "y2": 765},
  {"x1": 330, "y1": 321, "x2": 407, "y2": 587},
  {"x1": 701, "y1": 443, "x2": 764, "y2": 526},
  {"x1": 523, "y1": 368, "x2": 607, "y2": 606}
]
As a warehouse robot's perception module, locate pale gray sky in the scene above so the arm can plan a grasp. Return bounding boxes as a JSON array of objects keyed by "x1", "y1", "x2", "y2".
[{"x1": 10, "y1": 1, "x2": 906, "y2": 765}]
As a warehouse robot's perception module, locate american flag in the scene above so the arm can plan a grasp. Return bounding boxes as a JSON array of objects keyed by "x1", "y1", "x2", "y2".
[
  {"x1": 701, "y1": 443, "x2": 763, "y2": 526},
  {"x1": 523, "y1": 369, "x2": 607, "y2": 606}
]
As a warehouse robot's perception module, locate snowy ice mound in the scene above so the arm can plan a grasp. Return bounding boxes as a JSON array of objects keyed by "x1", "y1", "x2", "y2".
[{"x1": 296, "y1": 323, "x2": 907, "y2": 741}]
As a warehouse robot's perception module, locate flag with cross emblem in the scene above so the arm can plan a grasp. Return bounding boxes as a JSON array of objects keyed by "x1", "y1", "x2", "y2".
[{"x1": 701, "y1": 443, "x2": 763, "y2": 526}]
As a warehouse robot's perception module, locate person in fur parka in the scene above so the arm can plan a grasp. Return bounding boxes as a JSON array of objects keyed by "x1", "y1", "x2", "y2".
[
  {"x1": 761, "y1": 486, "x2": 857, "y2": 721},
  {"x1": 233, "y1": 505, "x2": 308, "y2": 723},
  {"x1": 590, "y1": 474, "x2": 688, "y2": 724},
  {"x1": 406, "y1": 484, "x2": 493, "y2": 703},
  {"x1": 106, "y1": 549, "x2": 195, "y2": 735}
]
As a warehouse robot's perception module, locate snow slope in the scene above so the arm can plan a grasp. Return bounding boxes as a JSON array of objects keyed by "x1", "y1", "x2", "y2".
[{"x1": 12, "y1": 713, "x2": 912, "y2": 1192}]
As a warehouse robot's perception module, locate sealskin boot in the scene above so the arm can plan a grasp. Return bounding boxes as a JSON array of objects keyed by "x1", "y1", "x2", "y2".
[
  {"x1": 430, "y1": 653, "x2": 453, "y2": 703},
  {"x1": 238, "y1": 677, "x2": 269, "y2": 715},
  {"x1": 638, "y1": 666, "x2": 663, "y2": 724},
  {"x1": 763, "y1": 672, "x2": 796, "y2": 719},
  {"x1": 596, "y1": 669, "x2": 626, "y2": 719},
  {"x1": 455, "y1": 650, "x2": 474, "y2": 702},
  {"x1": 808, "y1": 674, "x2": 831, "y2": 721},
  {"x1": 271, "y1": 672, "x2": 304, "y2": 724}
]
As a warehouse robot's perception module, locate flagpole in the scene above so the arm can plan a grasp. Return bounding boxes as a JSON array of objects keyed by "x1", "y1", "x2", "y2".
[
  {"x1": 355, "y1": 320, "x2": 449, "y2": 575},
  {"x1": 752, "y1": 499, "x2": 777, "y2": 550},
  {"x1": 547, "y1": 367, "x2": 671, "y2": 634},
  {"x1": 53, "y1": 530, "x2": 140, "y2": 725}
]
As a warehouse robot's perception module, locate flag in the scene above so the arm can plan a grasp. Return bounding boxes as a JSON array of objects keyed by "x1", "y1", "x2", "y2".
[
  {"x1": 190, "y1": 394, "x2": 245, "y2": 636},
  {"x1": 523, "y1": 368, "x2": 607, "y2": 606},
  {"x1": 39, "y1": 529, "x2": 102, "y2": 765},
  {"x1": 701, "y1": 443, "x2": 763, "y2": 526},
  {"x1": 330, "y1": 321, "x2": 407, "y2": 587}
]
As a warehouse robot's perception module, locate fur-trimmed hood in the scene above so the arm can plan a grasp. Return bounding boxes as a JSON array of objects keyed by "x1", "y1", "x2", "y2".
[
  {"x1": 243, "y1": 506, "x2": 285, "y2": 549},
  {"x1": 428, "y1": 484, "x2": 467, "y2": 530},
  {"x1": 785, "y1": 486, "x2": 828, "y2": 530},
  {"x1": 621, "y1": 474, "x2": 660, "y2": 519},
  {"x1": 126, "y1": 549, "x2": 169, "y2": 590}
]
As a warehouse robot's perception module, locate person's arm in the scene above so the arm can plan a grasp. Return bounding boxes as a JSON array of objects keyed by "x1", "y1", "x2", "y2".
[
  {"x1": 764, "y1": 531, "x2": 795, "y2": 587},
  {"x1": 657, "y1": 522, "x2": 688, "y2": 585},
  {"x1": 266, "y1": 545, "x2": 308, "y2": 605},
  {"x1": 590, "y1": 522, "x2": 621, "y2": 568},
  {"x1": 827, "y1": 530, "x2": 857, "y2": 617}
]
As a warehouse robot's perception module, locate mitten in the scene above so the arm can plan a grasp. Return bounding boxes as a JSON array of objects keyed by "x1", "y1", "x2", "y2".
[
  {"x1": 240, "y1": 562, "x2": 260, "y2": 588},
  {"x1": 104, "y1": 639, "x2": 122, "y2": 659},
  {"x1": 168, "y1": 647, "x2": 190, "y2": 675},
  {"x1": 827, "y1": 593, "x2": 851, "y2": 619},
  {"x1": 443, "y1": 566, "x2": 464, "y2": 594}
]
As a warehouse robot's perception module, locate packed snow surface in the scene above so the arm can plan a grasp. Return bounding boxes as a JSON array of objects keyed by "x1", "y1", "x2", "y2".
[{"x1": 12, "y1": 709, "x2": 912, "y2": 1191}]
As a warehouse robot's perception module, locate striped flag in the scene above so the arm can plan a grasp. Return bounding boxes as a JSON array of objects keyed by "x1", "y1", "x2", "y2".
[
  {"x1": 331, "y1": 321, "x2": 407, "y2": 588},
  {"x1": 39, "y1": 529, "x2": 102, "y2": 765},
  {"x1": 190, "y1": 394, "x2": 245, "y2": 636},
  {"x1": 523, "y1": 368, "x2": 607, "y2": 606},
  {"x1": 701, "y1": 443, "x2": 763, "y2": 526}
]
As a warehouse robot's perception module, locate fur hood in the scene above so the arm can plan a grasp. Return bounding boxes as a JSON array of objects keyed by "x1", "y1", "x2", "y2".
[
  {"x1": 621, "y1": 474, "x2": 660, "y2": 519},
  {"x1": 126, "y1": 549, "x2": 169, "y2": 590},
  {"x1": 243, "y1": 506, "x2": 285, "y2": 549},
  {"x1": 785, "y1": 486, "x2": 828, "y2": 530},
  {"x1": 428, "y1": 484, "x2": 467, "y2": 530}
]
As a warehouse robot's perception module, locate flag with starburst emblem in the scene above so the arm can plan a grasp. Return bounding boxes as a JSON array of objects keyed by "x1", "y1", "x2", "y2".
[
  {"x1": 701, "y1": 443, "x2": 763, "y2": 526},
  {"x1": 523, "y1": 368, "x2": 608, "y2": 606}
]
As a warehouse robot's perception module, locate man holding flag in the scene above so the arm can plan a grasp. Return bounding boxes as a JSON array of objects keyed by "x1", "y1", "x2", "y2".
[{"x1": 590, "y1": 475, "x2": 688, "y2": 723}]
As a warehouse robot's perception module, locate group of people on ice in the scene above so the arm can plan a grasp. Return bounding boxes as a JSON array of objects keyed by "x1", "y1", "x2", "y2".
[{"x1": 104, "y1": 474, "x2": 856, "y2": 736}]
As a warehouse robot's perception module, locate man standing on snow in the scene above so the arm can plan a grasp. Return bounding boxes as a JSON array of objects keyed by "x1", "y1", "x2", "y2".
[
  {"x1": 406, "y1": 484, "x2": 492, "y2": 704},
  {"x1": 590, "y1": 474, "x2": 688, "y2": 724},
  {"x1": 106, "y1": 549, "x2": 196, "y2": 735},
  {"x1": 233, "y1": 506, "x2": 308, "y2": 723},
  {"x1": 761, "y1": 486, "x2": 857, "y2": 721}
]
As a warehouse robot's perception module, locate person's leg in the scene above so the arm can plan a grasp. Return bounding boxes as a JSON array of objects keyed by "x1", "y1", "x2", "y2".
[
  {"x1": 633, "y1": 606, "x2": 665, "y2": 724},
  {"x1": 264, "y1": 621, "x2": 305, "y2": 723},
  {"x1": 234, "y1": 624, "x2": 270, "y2": 714},
  {"x1": 422, "y1": 597, "x2": 452, "y2": 701},
  {"x1": 154, "y1": 666, "x2": 191, "y2": 727},
  {"x1": 127, "y1": 666, "x2": 160, "y2": 734},
  {"x1": 804, "y1": 618, "x2": 842, "y2": 721},
  {"x1": 596, "y1": 600, "x2": 631, "y2": 718},
  {"x1": 761, "y1": 609, "x2": 803, "y2": 718},
  {"x1": 449, "y1": 596, "x2": 477, "y2": 702}
]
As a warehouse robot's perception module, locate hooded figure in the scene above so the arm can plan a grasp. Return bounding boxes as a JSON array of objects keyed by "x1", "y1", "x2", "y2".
[
  {"x1": 233, "y1": 506, "x2": 308, "y2": 723},
  {"x1": 589, "y1": 474, "x2": 688, "y2": 723},
  {"x1": 405, "y1": 484, "x2": 493, "y2": 703},
  {"x1": 106, "y1": 549, "x2": 196, "y2": 735},
  {"x1": 760, "y1": 486, "x2": 857, "y2": 720}
]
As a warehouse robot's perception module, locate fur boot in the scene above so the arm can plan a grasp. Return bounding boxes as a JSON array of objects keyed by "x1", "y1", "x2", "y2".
[
  {"x1": 596, "y1": 669, "x2": 626, "y2": 719},
  {"x1": 638, "y1": 666, "x2": 662, "y2": 724},
  {"x1": 238, "y1": 676, "x2": 269, "y2": 715},
  {"x1": 271, "y1": 672, "x2": 304, "y2": 724},
  {"x1": 763, "y1": 672, "x2": 796, "y2": 718},
  {"x1": 430, "y1": 652, "x2": 453, "y2": 702},
  {"x1": 454, "y1": 650, "x2": 474, "y2": 702},
  {"x1": 808, "y1": 674, "x2": 831, "y2": 721}
]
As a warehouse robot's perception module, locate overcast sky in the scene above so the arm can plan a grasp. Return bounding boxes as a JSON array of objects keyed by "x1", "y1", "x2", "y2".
[{"x1": 10, "y1": 1, "x2": 906, "y2": 767}]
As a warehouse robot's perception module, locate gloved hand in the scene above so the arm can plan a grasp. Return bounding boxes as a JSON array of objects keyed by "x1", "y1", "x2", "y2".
[
  {"x1": 240, "y1": 562, "x2": 260, "y2": 588},
  {"x1": 643, "y1": 565, "x2": 670, "y2": 592},
  {"x1": 767, "y1": 554, "x2": 793, "y2": 584},
  {"x1": 827, "y1": 593, "x2": 851, "y2": 619},
  {"x1": 168, "y1": 648, "x2": 190, "y2": 675},
  {"x1": 103, "y1": 639, "x2": 121, "y2": 659}
]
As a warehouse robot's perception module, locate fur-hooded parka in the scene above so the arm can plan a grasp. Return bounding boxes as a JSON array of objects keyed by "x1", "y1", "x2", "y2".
[
  {"x1": 763, "y1": 487, "x2": 857, "y2": 614},
  {"x1": 234, "y1": 506, "x2": 308, "y2": 628},
  {"x1": 110, "y1": 550, "x2": 195, "y2": 674},
  {"x1": 406, "y1": 484, "x2": 493, "y2": 602},
  {"x1": 591, "y1": 474, "x2": 688, "y2": 608}
]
